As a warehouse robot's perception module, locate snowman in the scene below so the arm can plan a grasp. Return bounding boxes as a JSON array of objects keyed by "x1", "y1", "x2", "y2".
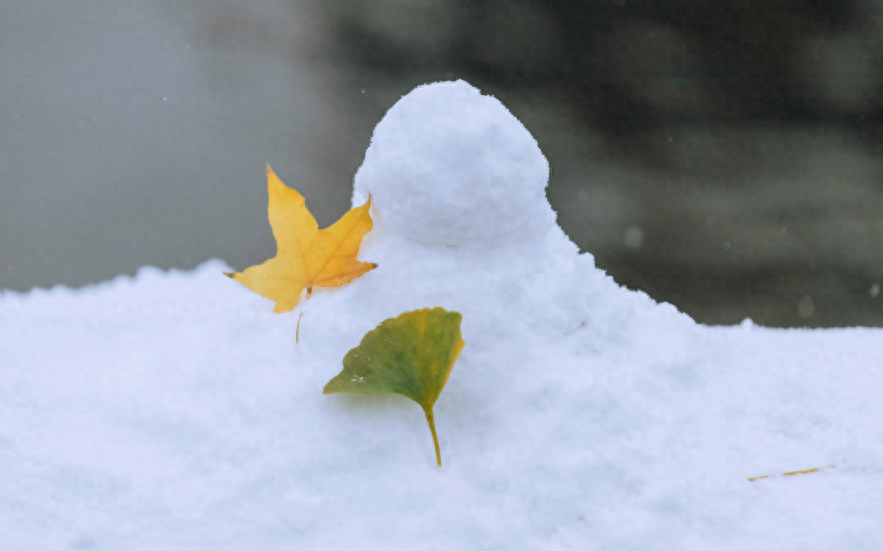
[{"x1": 309, "y1": 80, "x2": 651, "y2": 353}]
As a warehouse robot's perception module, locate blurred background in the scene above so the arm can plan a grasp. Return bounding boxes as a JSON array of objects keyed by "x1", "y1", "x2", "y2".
[{"x1": 1, "y1": 0, "x2": 882, "y2": 327}]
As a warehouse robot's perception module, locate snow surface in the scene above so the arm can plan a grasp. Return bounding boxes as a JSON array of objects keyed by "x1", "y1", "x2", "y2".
[{"x1": 2, "y1": 81, "x2": 883, "y2": 550}]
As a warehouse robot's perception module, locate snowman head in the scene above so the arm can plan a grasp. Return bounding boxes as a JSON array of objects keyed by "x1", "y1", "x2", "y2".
[{"x1": 353, "y1": 80, "x2": 556, "y2": 248}]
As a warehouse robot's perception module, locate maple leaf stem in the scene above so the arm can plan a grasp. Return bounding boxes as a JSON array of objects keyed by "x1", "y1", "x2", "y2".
[
  {"x1": 424, "y1": 407, "x2": 441, "y2": 467},
  {"x1": 296, "y1": 311, "x2": 303, "y2": 343}
]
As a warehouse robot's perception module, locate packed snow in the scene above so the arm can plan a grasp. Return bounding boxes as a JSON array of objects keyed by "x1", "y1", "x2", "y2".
[{"x1": 2, "y1": 81, "x2": 882, "y2": 550}]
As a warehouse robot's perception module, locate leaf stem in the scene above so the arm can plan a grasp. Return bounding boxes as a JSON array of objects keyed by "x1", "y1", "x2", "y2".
[{"x1": 424, "y1": 407, "x2": 441, "y2": 467}]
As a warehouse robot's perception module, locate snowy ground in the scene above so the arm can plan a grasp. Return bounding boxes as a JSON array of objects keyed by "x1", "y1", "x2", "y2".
[
  {"x1": 2, "y1": 260, "x2": 881, "y2": 550},
  {"x1": 2, "y1": 81, "x2": 882, "y2": 549}
]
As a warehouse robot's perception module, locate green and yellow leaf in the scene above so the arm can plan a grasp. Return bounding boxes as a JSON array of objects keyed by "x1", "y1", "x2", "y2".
[{"x1": 324, "y1": 307, "x2": 465, "y2": 466}]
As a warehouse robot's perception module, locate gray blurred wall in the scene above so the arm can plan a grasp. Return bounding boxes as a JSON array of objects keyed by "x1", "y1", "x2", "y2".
[
  {"x1": 2, "y1": 0, "x2": 883, "y2": 328},
  {"x1": 0, "y1": 0, "x2": 339, "y2": 293}
]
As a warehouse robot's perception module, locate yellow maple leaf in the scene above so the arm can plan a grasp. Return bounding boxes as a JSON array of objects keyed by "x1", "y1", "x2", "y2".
[{"x1": 226, "y1": 165, "x2": 377, "y2": 313}]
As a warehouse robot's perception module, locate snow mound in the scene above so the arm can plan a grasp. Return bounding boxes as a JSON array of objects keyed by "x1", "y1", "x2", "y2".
[
  {"x1": 354, "y1": 80, "x2": 555, "y2": 247},
  {"x1": 1, "y1": 81, "x2": 882, "y2": 550}
]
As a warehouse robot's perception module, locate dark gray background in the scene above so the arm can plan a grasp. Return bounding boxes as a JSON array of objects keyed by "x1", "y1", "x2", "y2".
[{"x1": 2, "y1": 0, "x2": 882, "y2": 327}]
